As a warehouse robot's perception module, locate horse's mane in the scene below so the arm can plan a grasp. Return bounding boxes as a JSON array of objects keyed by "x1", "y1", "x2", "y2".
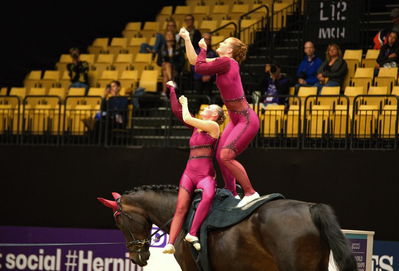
[{"x1": 124, "y1": 184, "x2": 179, "y2": 195}]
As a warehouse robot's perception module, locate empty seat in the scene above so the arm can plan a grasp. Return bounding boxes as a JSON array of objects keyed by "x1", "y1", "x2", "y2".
[
  {"x1": 88, "y1": 88, "x2": 105, "y2": 97},
  {"x1": 362, "y1": 49, "x2": 379, "y2": 68},
  {"x1": 320, "y1": 86, "x2": 340, "y2": 95},
  {"x1": 108, "y1": 38, "x2": 129, "y2": 57},
  {"x1": 344, "y1": 49, "x2": 363, "y2": 87},
  {"x1": 113, "y1": 54, "x2": 134, "y2": 71},
  {"x1": 230, "y1": 4, "x2": 250, "y2": 19},
  {"x1": 368, "y1": 86, "x2": 389, "y2": 95},
  {"x1": 134, "y1": 53, "x2": 153, "y2": 76},
  {"x1": 122, "y1": 22, "x2": 142, "y2": 38},
  {"x1": 92, "y1": 54, "x2": 114, "y2": 74},
  {"x1": 40, "y1": 70, "x2": 61, "y2": 90},
  {"x1": 48, "y1": 88, "x2": 67, "y2": 100},
  {"x1": 0, "y1": 87, "x2": 8, "y2": 96},
  {"x1": 374, "y1": 67, "x2": 398, "y2": 91},
  {"x1": 127, "y1": 37, "x2": 148, "y2": 56},
  {"x1": 156, "y1": 6, "x2": 173, "y2": 23},
  {"x1": 97, "y1": 70, "x2": 119, "y2": 88},
  {"x1": 9, "y1": 87, "x2": 27, "y2": 99},
  {"x1": 173, "y1": 6, "x2": 194, "y2": 23},
  {"x1": 79, "y1": 54, "x2": 96, "y2": 65},
  {"x1": 350, "y1": 67, "x2": 374, "y2": 93},
  {"x1": 380, "y1": 104, "x2": 398, "y2": 138},
  {"x1": 119, "y1": 70, "x2": 139, "y2": 89},
  {"x1": 28, "y1": 88, "x2": 47, "y2": 96},
  {"x1": 139, "y1": 70, "x2": 159, "y2": 92},
  {"x1": 353, "y1": 105, "x2": 379, "y2": 138},
  {"x1": 56, "y1": 54, "x2": 73, "y2": 72},
  {"x1": 392, "y1": 86, "x2": 399, "y2": 96},
  {"x1": 199, "y1": 20, "x2": 219, "y2": 33},
  {"x1": 193, "y1": 5, "x2": 211, "y2": 21},
  {"x1": 262, "y1": 104, "x2": 285, "y2": 137},
  {"x1": 24, "y1": 70, "x2": 42, "y2": 89},
  {"x1": 68, "y1": 88, "x2": 86, "y2": 96},
  {"x1": 211, "y1": 5, "x2": 231, "y2": 21},
  {"x1": 88, "y1": 38, "x2": 109, "y2": 55},
  {"x1": 141, "y1": 21, "x2": 160, "y2": 38}
]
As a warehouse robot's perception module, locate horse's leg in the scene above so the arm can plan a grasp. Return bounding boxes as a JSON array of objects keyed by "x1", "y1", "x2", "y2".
[{"x1": 174, "y1": 233, "x2": 200, "y2": 271}]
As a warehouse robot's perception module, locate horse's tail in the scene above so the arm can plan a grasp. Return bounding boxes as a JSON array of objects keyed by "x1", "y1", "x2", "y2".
[{"x1": 310, "y1": 203, "x2": 357, "y2": 271}]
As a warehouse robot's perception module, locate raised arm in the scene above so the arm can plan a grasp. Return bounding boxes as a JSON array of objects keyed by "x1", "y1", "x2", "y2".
[
  {"x1": 179, "y1": 27, "x2": 198, "y2": 65},
  {"x1": 195, "y1": 48, "x2": 231, "y2": 75},
  {"x1": 179, "y1": 96, "x2": 220, "y2": 139},
  {"x1": 166, "y1": 82, "x2": 193, "y2": 129}
]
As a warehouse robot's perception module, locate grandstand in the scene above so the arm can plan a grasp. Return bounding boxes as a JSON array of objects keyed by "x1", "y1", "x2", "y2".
[
  {"x1": 0, "y1": 0, "x2": 399, "y2": 150},
  {"x1": 3, "y1": 0, "x2": 399, "y2": 259}
]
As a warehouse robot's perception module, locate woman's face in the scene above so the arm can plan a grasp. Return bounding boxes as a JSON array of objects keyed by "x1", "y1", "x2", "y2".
[
  {"x1": 200, "y1": 105, "x2": 219, "y2": 121},
  {"x1": 110, "y1": 82, "x2": 120, "y2": 96},
  {"x1": 216, "y1": 38, "x2": 233, "y2": 56},
  {"x1": 328, "y1": 46, "x2": 339, "y2": 58},
  {"x1": 165, "y1": 31, "x2": 175, "y2": 42}
]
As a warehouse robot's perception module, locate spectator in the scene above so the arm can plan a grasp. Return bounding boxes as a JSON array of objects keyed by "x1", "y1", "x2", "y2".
[
  {"x1": 259, "y1": 64, "x2": 291, "y2": 108},
  {"x1": 90, "y1": 81, "x2": 129, "y2": 132},
  {"x1": 314, "y1": 44, "x2": 348, "y2": 94},
  {"x1": 157, "y1": 31, "x2": 185, "y2": 96},
  {"x1": 178, "y1": 15, "x2": 202, "y2": 50},
  {"x1": 294, "y1": 41, "x2": 322, "y2": 94},
  {"x1": 376, "y1": 31, "x2": 399, "y2": 68},
  {"x1": 139, "y1": 18, "x2": 178, "y2": 60},
  {"x1": 66, "y1": 47, "x2": 89, "y2": 93},
  {"x1": 192, "y1": 33, "x2": 217, "y2": 97},
  {"x1": 373, "y1": 8, "x2": 399, "y2": 49}
]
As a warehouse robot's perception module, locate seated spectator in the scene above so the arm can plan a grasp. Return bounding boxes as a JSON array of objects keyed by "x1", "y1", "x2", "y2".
[
  {"x1": 178, "y1": 15, "x2": 202, "y2": 51},
  {"x1": 259, "y1": 64, "x2": 291, "y2": 108},
  {"x1": 314, "y1": 44, "x2": 348, "y2": 94},
  {"x1": 376, "y1": 31, "x2": 399, "y2": 68},
  {"x1": 294, "y1": 41, "x2": 322, "y2": 94},
  {"x1": 90, "y1": 81, "x2": 128, "y2": 131},
  {"x1": 140, "y1": 18, "x2": 178, "y2": 60},
  {"x1": 157, "y1": 31, "x2": 185, "y2": 96},
  {"x1": 192, "y1": 33, "x2": 217, "y2": 97},
  {"x1": 373, "y1": 8, "x2": 399, "y2": 49},
  {"x1": 67, "y1": 47, "x2": 89, "y2": 93}
]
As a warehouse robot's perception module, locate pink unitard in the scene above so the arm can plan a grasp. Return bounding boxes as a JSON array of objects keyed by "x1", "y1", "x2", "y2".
[
  {"x1": 195, "y1": 49, "x2": 259, "y2": 197},
  {"x1": 167, "y1": 85, "x2": 217, "y2": 244}
]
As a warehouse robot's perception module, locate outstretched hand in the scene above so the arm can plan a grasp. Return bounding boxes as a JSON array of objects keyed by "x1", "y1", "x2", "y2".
[
  {"x1": 198, "y1": 38, "x2": 207, "y2": 50},
  {"x1": 179, "y1": 95, "x2": 188, "y2": 106},
  {"x1": 179, "y1": 27, "x2": 190, "y2": 41},
  {"x1": 166, "y1": 81, "x2": 176, "y2": 89}
]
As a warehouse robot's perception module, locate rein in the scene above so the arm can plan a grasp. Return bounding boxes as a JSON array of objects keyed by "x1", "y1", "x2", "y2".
[{"x1": 115, "y1": 197, "x2": 173, "y2": 253}]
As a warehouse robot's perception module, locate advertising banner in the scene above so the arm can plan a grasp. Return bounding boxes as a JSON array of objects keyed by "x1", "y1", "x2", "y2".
[{"x1": 0, "y1": 226, "x2": 181, "y2": 271}]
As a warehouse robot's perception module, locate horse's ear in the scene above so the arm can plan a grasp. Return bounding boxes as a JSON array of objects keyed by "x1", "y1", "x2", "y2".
[
  {"x1": 97, "y1": 197, "x2": 118, "y2": 212},
  {"x1": 112, "y1": 192, "x2": 121, "y2": 200}
]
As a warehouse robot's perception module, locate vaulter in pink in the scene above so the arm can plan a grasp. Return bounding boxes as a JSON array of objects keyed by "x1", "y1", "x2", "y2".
[
  {"x1": 179, "y1": 28, "x2": 260, "y2": 207},
  {"x1": 162, "y1": 81, "x2": 225, "y2": 254}
]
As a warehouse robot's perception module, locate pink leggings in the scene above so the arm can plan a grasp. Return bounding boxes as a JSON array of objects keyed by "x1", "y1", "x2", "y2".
[
  {"x1": 168, "y1": 172, "x2": 216, "y2": 245},
  {"x1": 217, "y1": 108, "x2": 260, "y2": 196}
]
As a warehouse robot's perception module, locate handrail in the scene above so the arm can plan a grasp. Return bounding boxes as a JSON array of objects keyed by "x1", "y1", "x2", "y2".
[
  {"x1": 210, "y1": 22, "x2": 238, "y2": 38},
  {"x1": 238, "y1": 4, "x2": 270, "y2": 35}
]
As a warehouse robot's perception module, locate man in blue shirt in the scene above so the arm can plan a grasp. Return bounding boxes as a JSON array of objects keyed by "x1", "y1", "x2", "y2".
[{"x1": 295, "y1": 41, "x2": 322, "y2": 94}]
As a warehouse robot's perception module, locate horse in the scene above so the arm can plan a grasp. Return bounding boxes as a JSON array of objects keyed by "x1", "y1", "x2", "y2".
[{"x1": 98, "y1": 184, "x2": 357, "y2": 271}]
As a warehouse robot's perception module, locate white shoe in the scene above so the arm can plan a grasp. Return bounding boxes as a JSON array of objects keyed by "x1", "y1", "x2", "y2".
[
  {"x1": 236, "y1": 192, "x2": 260, "y2": 207},
  {"x1": 162, "y1": 243, "x2": 175, "y2": 254},
  {"x1": 185, "y1": 233, "x2": 201, "y2": 251},
  {"x1": 234, "y1": 195, "x2": 241, "y2": 200}
]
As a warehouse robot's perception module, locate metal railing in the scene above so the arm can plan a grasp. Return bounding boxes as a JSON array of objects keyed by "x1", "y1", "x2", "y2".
[{"x1": 1, "y1": 94, "x2": 399, "y2": 150}]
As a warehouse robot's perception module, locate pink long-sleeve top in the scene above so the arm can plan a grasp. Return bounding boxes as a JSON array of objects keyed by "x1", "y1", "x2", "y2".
[
  {"x1": 195, "y1": 48, "x2": 245, "y2": 101},
  {"x1": 168, "y1": 85, "x2": 217, "y2": 158}
]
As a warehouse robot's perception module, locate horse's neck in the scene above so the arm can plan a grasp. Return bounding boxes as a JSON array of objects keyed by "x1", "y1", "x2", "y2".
[{"x1": 128, "y1": 191, "x2": 177, "y2": 233}]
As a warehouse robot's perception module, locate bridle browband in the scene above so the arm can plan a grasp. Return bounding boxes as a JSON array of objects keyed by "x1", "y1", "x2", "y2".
[{"x1": 115, "y1": 197, "x2": 172, "y2": 253}]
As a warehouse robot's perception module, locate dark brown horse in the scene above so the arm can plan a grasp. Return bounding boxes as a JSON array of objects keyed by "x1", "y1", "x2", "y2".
[{"x1": 98, "y1": 185, "x2": 357, "y2": 271}]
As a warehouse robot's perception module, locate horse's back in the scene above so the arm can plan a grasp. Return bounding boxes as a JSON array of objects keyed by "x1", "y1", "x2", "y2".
[{"x1": 208, "y1": 199, "x2": 330, "y2": 271}]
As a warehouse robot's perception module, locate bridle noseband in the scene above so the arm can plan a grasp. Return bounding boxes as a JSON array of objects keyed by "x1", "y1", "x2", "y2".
[{"x1": 115, "y1": 197, "x2": 172, "y2": 254}]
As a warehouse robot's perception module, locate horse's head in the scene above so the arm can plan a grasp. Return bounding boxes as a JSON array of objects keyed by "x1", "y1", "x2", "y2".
[{"x1": 97, "y1": 192, "x2": 152, "y2": 267}]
